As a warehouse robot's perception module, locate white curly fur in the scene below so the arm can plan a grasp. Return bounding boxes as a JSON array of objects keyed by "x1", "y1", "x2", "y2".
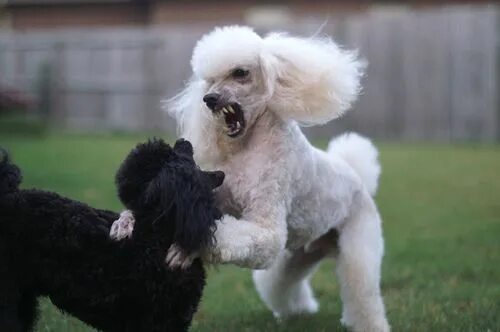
[
  {"x1": 327, "y1": 132, "x2": 381, "y2": 196},
  {"x1": 188, "y1": 26, "x2": 364, "y2": 126},
  {"x1": 111, "y1": 25, "x2": 389, "y2": 332}
]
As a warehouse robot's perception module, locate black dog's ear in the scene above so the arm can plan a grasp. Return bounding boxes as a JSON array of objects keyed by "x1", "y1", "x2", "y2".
[
  {"x1": 172, "y1": 170, "x2": 223, "y2": 252},
  {"x1": 170, "y1": 173, "x2": 220, "y2": 253},
  {"x1": 142, "y1": 169, "x2": 175, "y2": 212},
  {"x1": 173, "y1": 138, "x2": 194, "y2": 157},
  {"x1": 173, "y1": 190, "x2": 219, "y2": 253}
]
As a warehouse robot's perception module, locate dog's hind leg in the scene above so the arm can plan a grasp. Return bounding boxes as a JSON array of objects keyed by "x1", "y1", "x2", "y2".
[
  {"x1": 0, "y1": 299, "x2": 23, "y2": 332},
  {"x1": 18, "y1": 292, "x2": 37, "y2": 332},
  {"x1": 0, "y1": 282, "x2": 32, "y2": 332},
  {"x1": 252, "y1": 243, "x2": 329, "y2": 319},
  {"x1": 252, "y1": 229, "x2": 339, "y2": 318},
  {"x1": 336, "y1": 193, "x2": 390, "y2": 332}
]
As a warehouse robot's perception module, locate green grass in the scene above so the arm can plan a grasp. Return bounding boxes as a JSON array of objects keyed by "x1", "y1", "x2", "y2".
[
  {"x1": 0, "y1": 113, "x2": 48, "y2": 136},
  {"x1": 1, "y1": 134, "x2": 499, "y2": 332}
]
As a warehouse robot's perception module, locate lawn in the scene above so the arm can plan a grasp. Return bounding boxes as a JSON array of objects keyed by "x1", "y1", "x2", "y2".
[{"x1": 1, "y1": 133, "x2": 499, "y2": 332}]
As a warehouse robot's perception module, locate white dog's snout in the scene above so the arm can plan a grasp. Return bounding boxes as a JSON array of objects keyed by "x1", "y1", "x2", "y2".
[{"x1": 203, "y1": 93, "x2": 221, "y2": 110}]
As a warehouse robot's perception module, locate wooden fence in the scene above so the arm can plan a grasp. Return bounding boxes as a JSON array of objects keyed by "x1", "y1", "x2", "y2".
[{"x1": 0, "y1": 4, "x2": 498, "y2": 141}]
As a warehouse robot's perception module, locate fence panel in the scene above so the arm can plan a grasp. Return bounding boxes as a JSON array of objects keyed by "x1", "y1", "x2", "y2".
[{"x1": 0, "y1": 5, "x2": 498, "y2": 141}]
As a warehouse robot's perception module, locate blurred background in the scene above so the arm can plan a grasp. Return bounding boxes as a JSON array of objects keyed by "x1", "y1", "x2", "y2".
[
  {"x1": 0, "y1": 0, "x2": 498, "y2": 141},
  {"x1": 0, "y1": 1, "x2": 499, "y2": 332}
]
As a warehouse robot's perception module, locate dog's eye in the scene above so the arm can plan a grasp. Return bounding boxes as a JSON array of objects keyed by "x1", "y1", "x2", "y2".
[{"x1": 231, "y1": 68, "x2": 249, "y2": 79}]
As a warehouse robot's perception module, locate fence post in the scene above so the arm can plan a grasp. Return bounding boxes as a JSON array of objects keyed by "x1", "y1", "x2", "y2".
[
  {"x1": 496, "y1": 5, "x2": 500, "y2": 142},
  {"x1": 142, "y1": 38, "x2": 164, "y2": 131},
  {"x1": 49, "y1": 42, "x2": 66, "y2": 128},
  {"x1": 35, "y1": 60, "x2": 51, "y2": 123}
]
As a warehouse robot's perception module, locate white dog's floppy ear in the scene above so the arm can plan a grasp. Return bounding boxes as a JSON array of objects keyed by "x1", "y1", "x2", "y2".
[
  {"x1": 165, "y1": 78, "x2": 219, "y2": 163},
  {"x1": 261, "y1": 33, "x2": 365, "y2": 125},
  {"x1": 166, "y1": 78, "x2": 205, "y2": 132}
]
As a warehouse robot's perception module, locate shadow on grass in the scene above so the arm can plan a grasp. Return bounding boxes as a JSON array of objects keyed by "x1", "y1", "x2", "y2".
[{"x1": 192, "y1": 308, "x2": 346, "y2": 332}]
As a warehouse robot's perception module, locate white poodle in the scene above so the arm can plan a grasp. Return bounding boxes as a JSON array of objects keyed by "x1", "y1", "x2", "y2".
[{"x1": 111, "y1": 26, "x2": 390, "y2": 332}]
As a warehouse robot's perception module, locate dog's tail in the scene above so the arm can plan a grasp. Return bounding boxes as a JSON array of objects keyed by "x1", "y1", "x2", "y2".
[
  {"x1": 327, "y1": 133, "x2": 381, "y2": 196},
  {"x1": 0, "y1": 149, "x2": 22, "y2": 196}
]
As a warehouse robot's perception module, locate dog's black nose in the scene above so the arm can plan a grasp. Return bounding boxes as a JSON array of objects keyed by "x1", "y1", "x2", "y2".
[
  {"x1": 212, "y1": 171, "x2": 225, "y2": 187},
  {"x1": 204, "y1": 170, "x2": 225, "y2": 189},
  {"x1": 203, "y1": 93, "x2": 220, "y2": 110}
]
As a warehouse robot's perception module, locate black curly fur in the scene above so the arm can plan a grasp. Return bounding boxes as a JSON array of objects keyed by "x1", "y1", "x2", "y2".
[
  {"x1": 116, "y1": 138, "x2": 223, "y2": 253},
  {"x1": 0, "y1": 139, "x2": 223, "y2": 332}
]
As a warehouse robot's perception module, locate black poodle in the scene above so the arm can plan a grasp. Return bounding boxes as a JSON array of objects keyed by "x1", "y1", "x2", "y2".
[{"x1": 0, "y1": 139, "x2": 224, "y2": 332}]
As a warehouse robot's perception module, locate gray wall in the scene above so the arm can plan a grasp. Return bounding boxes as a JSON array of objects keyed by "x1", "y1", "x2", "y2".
[{"x1": 0, "y1": 4, "x2": 498, "y2": 141}]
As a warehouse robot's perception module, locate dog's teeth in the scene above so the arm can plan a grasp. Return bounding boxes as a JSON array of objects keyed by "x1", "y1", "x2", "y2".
[
  {"x1": 236, "y1": 121, "x2": 241, "y2": 129},
  {"x1": 227, "y1": 105, "x2": 236, "y2": 114},
  {"x1": 222, "y1": 108, "x2": 229, "y2": 114}
]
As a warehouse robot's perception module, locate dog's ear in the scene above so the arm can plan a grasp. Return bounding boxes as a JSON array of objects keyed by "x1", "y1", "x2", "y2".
[
  {"x1": 261, "y1": 33, "x2": 365, "y2": 125},
  {"x1": 169, "y1": 170, "x2": 220, "y2": 253},
  {"x1": 166, "y1": 79, "x2": 221, "y2": 163},
  {"x1": 142, "y1": 166, "x2": 221, "y2": 253}
]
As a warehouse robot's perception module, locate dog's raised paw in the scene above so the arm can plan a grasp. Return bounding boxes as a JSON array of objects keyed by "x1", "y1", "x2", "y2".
[{"x1": 166, "y1": 244, "x2": 199, "y2": 270}]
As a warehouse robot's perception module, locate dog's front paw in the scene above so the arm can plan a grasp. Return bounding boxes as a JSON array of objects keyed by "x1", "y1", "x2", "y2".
[
  {"x1": 110, "y1": 210, "x2": 135, "y2": 240},
  {"x1": 165, "y1": 244, "x2": 199, "y2": 270}
]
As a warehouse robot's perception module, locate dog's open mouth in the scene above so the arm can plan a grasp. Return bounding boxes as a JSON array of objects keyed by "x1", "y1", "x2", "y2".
[{"x1": 215, "y1": 103, "x2": 245, "y2": 138}]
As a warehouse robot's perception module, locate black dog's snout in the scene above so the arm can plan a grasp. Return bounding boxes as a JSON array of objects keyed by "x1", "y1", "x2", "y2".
[
  {"x1": 203, "y1": 93, "x2": 220, "y2": 110},
  {"x1": 212, "y1": 171, "x2": 225, "y2": 187},
  {"x1": 204, "y1": 170, "x2": 225, "y2": 189}
]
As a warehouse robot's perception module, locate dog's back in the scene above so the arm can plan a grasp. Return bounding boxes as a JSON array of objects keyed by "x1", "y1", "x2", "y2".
[
  {"x1": 0, "y1": 187, "x2": 205, "y2": 331},
  {"x1": 0, "y1": 153, "x2": 126, "y2": 330},
  {"x1": 0, "y1": 153, "x2": 117, "y2": 282}
]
